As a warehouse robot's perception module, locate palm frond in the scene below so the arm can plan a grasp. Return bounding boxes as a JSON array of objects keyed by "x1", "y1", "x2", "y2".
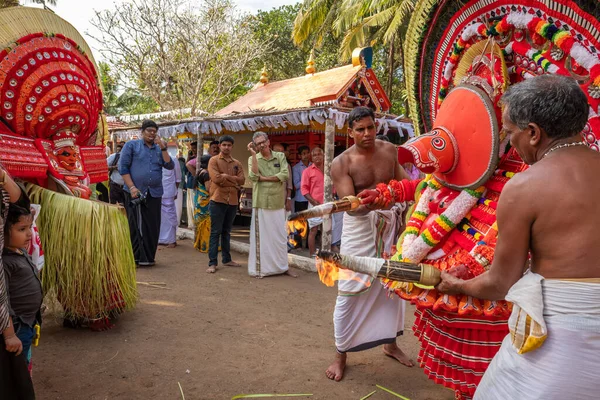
[
  {"x1": 339, "y1": 22, "x2": 367, "y2": 60},
  {"x1": 333, "y1": 2, "x2": 363, "y2": 36},
  {"x1": 381, "y1": 0, "x2": 415, "y2": 44},
  {"x1": 292, "y1": 0, "x2": 337, "y2": 46}
]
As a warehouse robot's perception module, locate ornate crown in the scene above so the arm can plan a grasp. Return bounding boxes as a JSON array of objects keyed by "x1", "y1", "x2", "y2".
[{"x1": 52, "y1": 130, "x2": 78, "y2": 149}]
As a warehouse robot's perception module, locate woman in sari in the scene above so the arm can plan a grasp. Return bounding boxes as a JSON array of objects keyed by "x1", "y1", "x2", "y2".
[{"x1": 193, "y1": 154, "x2": 213, "y2": 252}]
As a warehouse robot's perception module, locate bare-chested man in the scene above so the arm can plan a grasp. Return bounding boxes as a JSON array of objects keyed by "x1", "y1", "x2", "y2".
[
  {"x1": 437, "y1": 75, "x2": 600, "y2": 399},
  {"x1": 326, "y1": 106, "x2": 414, "y2": 381}
]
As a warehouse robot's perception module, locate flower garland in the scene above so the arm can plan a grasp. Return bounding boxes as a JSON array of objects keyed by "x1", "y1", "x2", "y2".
[
  {"x1": 402, "y1": 178, "x2": 440, "y2": 250},
  {"x1": 374, "y1": 179, "x2": 407, "y2": 206},
  {"x1": 400, "y1": 180, "x2": 485, "y2": 264}
]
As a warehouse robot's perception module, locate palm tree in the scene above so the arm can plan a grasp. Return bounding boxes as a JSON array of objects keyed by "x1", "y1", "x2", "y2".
[
  {"x1": 292, "y1": 0, "x2": 342, "y2": 48},
  {"x1": 293, "y1": 0, "x2": 414, "y2": 111},
  {"x1": 334, "y1": 0, "x2": 415, "y2": 60}
]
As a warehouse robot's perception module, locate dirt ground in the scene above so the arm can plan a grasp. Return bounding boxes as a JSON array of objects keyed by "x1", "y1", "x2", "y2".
[{"x1": 34, "y1": 239, "x2": 452, "y2": 400}]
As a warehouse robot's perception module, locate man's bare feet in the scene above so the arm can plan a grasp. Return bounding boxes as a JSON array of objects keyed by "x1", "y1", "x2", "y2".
[
  {"x1": 325, "y1": 352, "x2": 347, "y2": 381},
  {"x1": 284, "y1": 270, "x2": 298, "y2": 278},
  {"x1": 383, "y1": 342, "x2": 415, "y2": 367},
  {"x1": 254, "y1": 275, "x2": 263, "y2": 279},
  {"x1": 166, "y1": 243, "x2": 176, "y2": 248},
  {"x1": 223, "y1": 261, "x2": 241, "y2": 267},
  {"x1": 206, "y1": 266, "x2": 217, "y2": 273}
]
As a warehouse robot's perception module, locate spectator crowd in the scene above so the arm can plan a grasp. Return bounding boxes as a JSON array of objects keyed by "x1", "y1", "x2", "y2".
[{"x1": 98, "y1": 119, "x2": 352, "y2": 278}]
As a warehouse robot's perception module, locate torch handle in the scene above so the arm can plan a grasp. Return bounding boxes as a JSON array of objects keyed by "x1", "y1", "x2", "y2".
[{"x1": 288, "y1": 196, "x2": 361, "y2": 221}]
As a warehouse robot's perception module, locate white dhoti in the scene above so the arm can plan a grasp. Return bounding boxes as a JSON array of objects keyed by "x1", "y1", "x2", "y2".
[
  {"x1": 332, "y1": 212, "x2": 343, "y2": 245},
  {"x1": 334, "y1": 208, "x2": 406, "y2": 352},
  {"x1": 475, "y1": 273, "x2": 600, "y2": 399},
  {"x1": 176, "y1": 188, "x2": 183, "y2": 225},
  {"x1": 248, "y1": 208, "x2": 288, "y2": 277},
  {"x1": 159, "y1": 196, "x2": 178, "y2": 244}
]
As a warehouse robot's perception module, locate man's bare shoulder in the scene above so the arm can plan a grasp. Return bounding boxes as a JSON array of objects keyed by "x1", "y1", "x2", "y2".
[
  {"x1": 332, "y1": 147, "x2": 353, "y2": 169},
  {"x1": 377, "y1": 140, "x2": 398, "y2": 156}
]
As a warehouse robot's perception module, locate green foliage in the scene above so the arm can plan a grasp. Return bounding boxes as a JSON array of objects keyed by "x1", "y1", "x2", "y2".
[
  {"x1": 293, "y1": 0, "x2": 415, "y2": 116},
  {"x1": 250, "y1": 4, "x2": 344, "y2": 81},
  {"x1": 98, "y1": 61, "x2": 159, "y2": 116}
]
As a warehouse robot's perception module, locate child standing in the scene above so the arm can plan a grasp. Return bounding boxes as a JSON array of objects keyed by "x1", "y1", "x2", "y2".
[{"x1": 3, "y1": 204, "x2": 43, "y2": 372}]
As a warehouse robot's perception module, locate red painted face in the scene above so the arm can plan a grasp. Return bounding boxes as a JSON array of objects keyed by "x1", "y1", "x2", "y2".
[{"x1": 56, "y1": 145, "x2": 80, "y2": 171}]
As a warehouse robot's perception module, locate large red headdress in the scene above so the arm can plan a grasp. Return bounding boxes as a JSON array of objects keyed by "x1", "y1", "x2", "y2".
[{"x1": 0, "y1": 7, "x2": 108, "y2": 188}]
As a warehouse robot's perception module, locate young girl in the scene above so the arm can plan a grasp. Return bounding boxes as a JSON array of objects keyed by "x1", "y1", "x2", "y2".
[{"x1": 3, "y1": 204, "x2": 43, "y2": 372}]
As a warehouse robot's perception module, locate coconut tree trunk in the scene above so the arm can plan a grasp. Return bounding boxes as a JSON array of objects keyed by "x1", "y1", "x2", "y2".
[{"x1": 386, "y1": 37, "x2": 395, "y2": 96}]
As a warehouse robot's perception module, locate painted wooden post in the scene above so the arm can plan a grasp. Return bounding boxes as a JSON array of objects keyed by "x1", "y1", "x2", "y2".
[
  {"x1": 321, "y1": 117, "x2": 335, "y2": 252},
  {"x1": 197, "y1": 131, "x2": 204, "y2": 156}
]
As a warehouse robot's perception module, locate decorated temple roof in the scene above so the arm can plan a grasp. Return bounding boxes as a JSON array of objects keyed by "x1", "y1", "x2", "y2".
[{"x1": 216, "y1": 50, "x2": 392, "y2": 116}]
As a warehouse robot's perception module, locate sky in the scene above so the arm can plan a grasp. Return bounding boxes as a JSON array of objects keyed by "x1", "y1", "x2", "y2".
[{"x1": 29, "y1": 0, "x2": 299, "y2": 61}]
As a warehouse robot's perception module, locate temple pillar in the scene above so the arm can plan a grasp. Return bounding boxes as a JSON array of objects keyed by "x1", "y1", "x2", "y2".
[
  {"x1": 321, "y1": 116, "x2": 335, "y2": 252},
  {"x1": 197, "y1": 131, "x2": 204, "y2": 156}
]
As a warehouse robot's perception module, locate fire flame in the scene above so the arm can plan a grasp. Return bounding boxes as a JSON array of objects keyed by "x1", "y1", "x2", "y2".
[
  {"x1": 287, "y1": 220, "x2": 307, "y2": 247},
  {"x1": 316, "y1": 256, "x2": 372, "y2": 288}
]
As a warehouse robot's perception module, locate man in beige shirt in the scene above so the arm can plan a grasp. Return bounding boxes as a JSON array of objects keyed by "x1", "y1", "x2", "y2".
[{"x1": 206, "y1": 135, "x2": 245, "y2": 273}]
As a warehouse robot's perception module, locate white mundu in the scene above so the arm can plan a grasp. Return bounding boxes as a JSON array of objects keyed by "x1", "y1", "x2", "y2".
[
  {"x1": 475, "y1": 273, "x2": 600, "y2": 399},
  {"x1": 248, "y1": 208, "x2": 288, "y2": 277},
  {"x1": 334, "y1": 208, "x2": 405, "y2": 352}
]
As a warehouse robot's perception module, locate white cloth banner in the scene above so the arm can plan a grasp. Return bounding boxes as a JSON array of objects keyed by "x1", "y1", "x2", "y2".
[{"x1": 112, "y1": 108, "x2": 414, "y2": 140}]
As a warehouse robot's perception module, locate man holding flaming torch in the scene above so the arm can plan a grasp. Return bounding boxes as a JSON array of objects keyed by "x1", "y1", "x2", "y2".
[{"x1": 325, "y1": 107, "x2": 413, "y2": 381}]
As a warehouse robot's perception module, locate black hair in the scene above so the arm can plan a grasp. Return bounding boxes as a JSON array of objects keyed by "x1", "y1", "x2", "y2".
[
  {"x1": 501, "y1": 75, "x2": 589, "y2": 139},
  {"x1": 297, "y1": 145, "x2": 310, "y2": 154},
  {"x1": 4, "y1": 204, "x2": 31, "y2": 238},
  {"x1": 141, "y1": 119, "x2": 158, "y2": 131},
  {"x1": 210, "y1": 140, "x2": 220, "y2": 146},
  {"x1": 376, "y1": 134, "x2": 390, "y2": 142},
  {"x1": 200, "y1": 154, "x2": 213, "y2": 169},
  {"x1": 190, "y1": 141, "x2": 198, "y2": 147},
  {"x1": 348, "y1": 106, "x2": 375, "y2": 128},
  {"x1": 219, "y1": 135, "x2": 234, "y2": 145},
  {"x1": 281, "y1": 142, "x2": 289, "y2": 150}
]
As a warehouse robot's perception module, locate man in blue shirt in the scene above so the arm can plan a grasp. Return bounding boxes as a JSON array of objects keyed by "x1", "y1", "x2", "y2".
[{"x1": 119, "y1": 120, "x2": 174, "y2": 266}]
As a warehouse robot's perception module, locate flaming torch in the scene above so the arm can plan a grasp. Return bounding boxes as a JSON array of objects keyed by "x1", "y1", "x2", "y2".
[
  {"x1": 287, "y1": 196, "x2": 361, "y2": 221},
  {"x1": 316, "y1": 250, "x2": 441, "y2": 287}
]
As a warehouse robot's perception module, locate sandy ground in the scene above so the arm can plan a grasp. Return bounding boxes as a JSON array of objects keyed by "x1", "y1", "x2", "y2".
[{"x1": 34, "y1": 239, "x2": 452, "y2": 400}]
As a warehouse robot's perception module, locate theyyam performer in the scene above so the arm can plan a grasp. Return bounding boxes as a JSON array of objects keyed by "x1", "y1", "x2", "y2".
[
  {"x1": 324, "y1": 106, "x2": 413, "y2": 382},
  {"x1": 0, "y1": 6, "x2": 137, "y2": 330},
  {"x1": 316, "y1": 1, "x2": 600, "y2": 398}
]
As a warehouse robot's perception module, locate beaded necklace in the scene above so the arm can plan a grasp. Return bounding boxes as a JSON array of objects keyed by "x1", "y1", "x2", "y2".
[{"x1": 542, "y1": 141, "x2": 586, "y2": 159}]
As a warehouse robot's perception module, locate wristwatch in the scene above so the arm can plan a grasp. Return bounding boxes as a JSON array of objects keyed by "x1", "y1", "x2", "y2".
[{"x1": 160, "y1": 147, "x2": 168, "y2": 151}]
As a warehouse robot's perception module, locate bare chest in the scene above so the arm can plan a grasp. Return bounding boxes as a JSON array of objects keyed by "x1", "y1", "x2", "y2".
[{"x1": 347, "y1": 153, "x2": 395, "y2": 192}]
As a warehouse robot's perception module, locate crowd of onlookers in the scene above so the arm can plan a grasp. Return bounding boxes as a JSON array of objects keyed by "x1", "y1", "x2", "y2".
[{"x1": 101, "y1": 119, "x2": 342, "y2": 277}]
